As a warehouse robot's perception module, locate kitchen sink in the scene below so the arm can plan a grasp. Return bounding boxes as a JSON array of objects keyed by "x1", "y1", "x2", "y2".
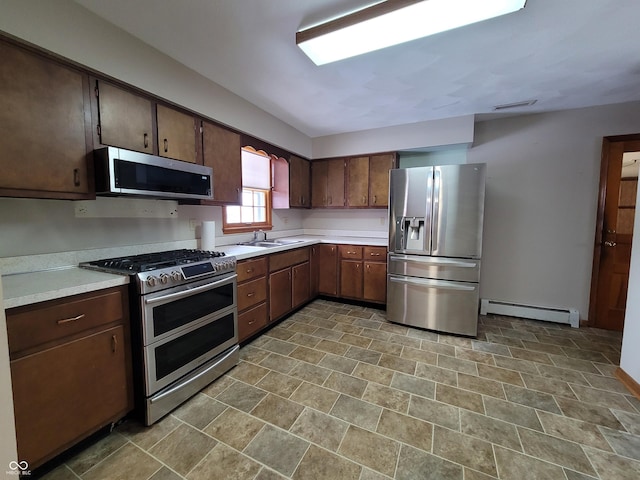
[{"x1": 237, "y1": 238, "x2": 304, "y2": 248}]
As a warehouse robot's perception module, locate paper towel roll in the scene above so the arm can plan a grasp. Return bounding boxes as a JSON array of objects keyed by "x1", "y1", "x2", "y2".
[{"x1": 201, "y1": 221, "x2": 216, "y2": 250}]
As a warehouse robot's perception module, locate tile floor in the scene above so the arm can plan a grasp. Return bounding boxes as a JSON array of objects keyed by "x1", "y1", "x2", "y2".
[{"x1": 40, "y1": 299, "x2": 640, "y2": 480}]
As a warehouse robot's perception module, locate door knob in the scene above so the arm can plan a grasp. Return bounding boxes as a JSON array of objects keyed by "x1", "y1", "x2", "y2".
[{"x1": 604, "y1": 241, "x2": 617, "y2": 247}]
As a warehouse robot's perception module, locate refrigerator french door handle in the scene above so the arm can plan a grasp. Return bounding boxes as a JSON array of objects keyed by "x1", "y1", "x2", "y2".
[
  {"x1": 389, "y1": 254, "x2": 478, "y2": 268},
  {"x1": 389, "y1": 275, "x2": 476, "y2": 291},
  {"x1": 432, "y1": 168, "x2": 441, "y2": 253}
]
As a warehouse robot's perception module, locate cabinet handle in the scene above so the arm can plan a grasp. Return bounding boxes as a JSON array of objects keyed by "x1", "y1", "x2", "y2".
[
  {"x1": 362, "y1": 195, "x2": 366, "y2": 204},
  {"x1": 57, "y1": 313, "x2": 85, "y2": 325},
  {"x1": 366, "y1": 264, "x2": 370, "y2": 270},
  {"x1": 163, "y1": 139, "x2": 168, "y2": 152},
  {"x1": 248, "y1": 319, "x2": 256, "y2": 325},
  {"x1": 246, "y1": 267, "x2": 254, "y2": 273},
  {"x1": 144, "y1": 133, "x2": 149, "y2": 148},
  {"x1": 73, "y1": 168, "x2": 81, "y2": 187},
  {"x1": 112, "y1": 334, "x2": 118, "y2": 353},
  {"x1": 373, "y1": 195, "x2": 377, "y2": 204},
  {"x1": 247, "y1": 292, "x2": 255, "y2": 297},
  {"x1": 328, "y1": 195, "x2": 332, "y2": 205},
  {"x1": 370, "y1": 252, "x2": 381, "y2": 256}
]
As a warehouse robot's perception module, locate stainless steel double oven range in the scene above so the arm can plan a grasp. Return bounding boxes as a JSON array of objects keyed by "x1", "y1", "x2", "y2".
[{"x1": 81, "y1": 249, "x2": 238, "y2": 425}]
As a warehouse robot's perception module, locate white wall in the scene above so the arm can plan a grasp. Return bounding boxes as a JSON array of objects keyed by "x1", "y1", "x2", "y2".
[
  {"x1": 620, "y1": 177, "x2": 640, "y2": 384},
  {"x1": 468, "y1": 103, "x2": 640, "y2": 318},
  {"x1": 0, "y1": 0, "x2": 311, "y2": 158}
]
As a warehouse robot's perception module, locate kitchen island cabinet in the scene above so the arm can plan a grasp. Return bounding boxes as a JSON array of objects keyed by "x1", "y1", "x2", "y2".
[
  {"x1": 0, "y1": 39, "x2": 92, "y2": 200},
  {"x1": 6, "y1": 285, "x2": 133, "y2": 469}
]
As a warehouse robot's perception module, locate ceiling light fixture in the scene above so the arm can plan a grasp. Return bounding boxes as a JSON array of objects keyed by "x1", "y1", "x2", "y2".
[{"x1": 296, "y1": 0, "x2": 527, "y2": 65}]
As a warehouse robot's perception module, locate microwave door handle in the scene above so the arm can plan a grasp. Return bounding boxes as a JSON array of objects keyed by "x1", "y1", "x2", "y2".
[{"x1": 144, "y1": 274, "x2": 236, "y2": 305}]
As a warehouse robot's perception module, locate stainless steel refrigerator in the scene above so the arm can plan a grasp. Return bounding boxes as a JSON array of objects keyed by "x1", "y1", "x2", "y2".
[{"x1": 387, "y1": 164, "x2": 486, "y2": 336}]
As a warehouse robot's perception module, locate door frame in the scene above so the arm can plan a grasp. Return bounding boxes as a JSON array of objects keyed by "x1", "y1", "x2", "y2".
[{"x1": 588, "y1": 133, "x2": 640, "y2": 327}]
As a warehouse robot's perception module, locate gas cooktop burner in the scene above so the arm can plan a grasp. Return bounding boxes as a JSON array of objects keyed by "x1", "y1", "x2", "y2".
[{"x1": 82, "y1": 249, "x2": 226, "y2": 274}]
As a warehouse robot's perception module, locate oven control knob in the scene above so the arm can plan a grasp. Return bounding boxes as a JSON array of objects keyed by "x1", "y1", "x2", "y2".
[
  {"x1": 146, "y1": 275, "x2": 157, "y2": 287},
  {"x1": 159, "y1": 273, "x2": 169, "y2": 284},
  {"x1": 171, "y1": 270, "x2": 182, "y2": 281}
]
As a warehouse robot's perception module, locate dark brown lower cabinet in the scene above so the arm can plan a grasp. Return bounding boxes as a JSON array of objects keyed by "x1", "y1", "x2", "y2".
[
  {"x1": 6, "y1": 286, "x2": 132, "y2": 469},
  {"x1": 317, "y1": 244, "x2": 338, "y2": 296},
  {"x1": 269, "y1": 268, "x2": 293, "y2": 321},
  {"x1": 292, "y1": 262, "x2": 311, "y2": 309}
]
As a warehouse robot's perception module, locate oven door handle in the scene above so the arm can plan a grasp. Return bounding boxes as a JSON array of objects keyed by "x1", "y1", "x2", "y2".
[{"x1": 144, "y1": 274, "x2": 237, "y2": 305}]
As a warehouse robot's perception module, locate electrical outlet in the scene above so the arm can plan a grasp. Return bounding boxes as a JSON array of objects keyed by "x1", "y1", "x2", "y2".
[
  {"x1": 282, "y1": 216, "x2": 289, "y2": 224},
  {"x1": 189, "y1": 219, "x2": 199, "y2": 230}
]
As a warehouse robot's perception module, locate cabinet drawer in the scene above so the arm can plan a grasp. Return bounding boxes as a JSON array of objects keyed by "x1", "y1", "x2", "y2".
[
  {"x1": 6, "y1": 287, "x2": 127, "y2": 356},
  {"x1": 237, "y1": 257, "x2": 267, "y2": 283},
  {"x1": 339, "y1": 245, "x2": 363, "y2": 259},
  {"x1": 237, "y1": 277, "x2": 267, "y2": 311},
  {"x1": 238, "y1": 303, "x2": 268, "y2": 342},
  {"x1": 364, "y1": 246, "x2": 386, "y2": 261},
  {"x1": 269, "y1": 247, "x2": 309, "y2": 271}
]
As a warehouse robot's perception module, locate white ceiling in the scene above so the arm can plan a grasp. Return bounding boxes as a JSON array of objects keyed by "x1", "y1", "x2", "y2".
[{"x1": 73, "y1": 0, "x2": 640, "y2": 138}]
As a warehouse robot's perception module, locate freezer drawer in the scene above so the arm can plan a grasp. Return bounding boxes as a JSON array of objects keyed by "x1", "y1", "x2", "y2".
[
  {"x1": 387, "y1": 274, "x2": 479, "y2": 336},
  {"x1": 388, "y1": 254, "x2": 480, "y2": 283}
]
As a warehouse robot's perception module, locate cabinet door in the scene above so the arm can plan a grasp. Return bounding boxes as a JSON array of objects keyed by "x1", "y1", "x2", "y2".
[
  {"x1": 318, "y1": 244, "x2": 338, "y2": 295},
  {"x1": 310, "y1": 245, "x2": 320, "y2": 297},
  {"x1": 11, "y1": 326, "x2": 131, "y2": 468},
  {"x1": 290, "y1": 155, "x2": 310, "y2": 208},
  {"x1": 369, "y1": 153, "x2": 395, "y2": 207},
  {"x1": 270, "y1": 268, "x2": 292, "y2": 321},
  {"x1": 292, "y1": 262, "x2": 311, "y2": 308},
  {"x1": 0, "y1": 41, "x2": 91, "y2": 198},
  {"x1": 340, "y1": 260, "x2": 363, "y2": 299},
  {"x1": 327, "y1": 159, "x2": 346, "y2": 207},
  {"x1": 96, "y1": 80, "x2": 153, "y2": 153},
  {"x1": 157, "y1": 104, "x2": 198, "y2": 163},
  {"x1": 238, "y1": 303, "x2": 268, "y2": 342},
  {"x1": 347, "y1": 156, "x2": 370, "y2": 207},
  {"x1": 202, "y1": 121, "x2": 242, "y2": 204},
  {"x1": 311, "y1": 160, "x2": 328, "y2": 207},
  {"x1": 364, "y1": 261, "x2": 387, "y2": 303}
]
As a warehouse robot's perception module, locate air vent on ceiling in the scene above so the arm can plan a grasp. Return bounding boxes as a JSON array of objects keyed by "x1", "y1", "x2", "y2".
[{"x1": 493, "y1": 99, "x2": 537, "y2": 111}]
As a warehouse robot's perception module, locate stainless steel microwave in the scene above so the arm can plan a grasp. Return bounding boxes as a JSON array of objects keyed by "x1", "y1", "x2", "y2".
[{"x1": 93, "y1": 147, "x2": 213, "y2": 200}]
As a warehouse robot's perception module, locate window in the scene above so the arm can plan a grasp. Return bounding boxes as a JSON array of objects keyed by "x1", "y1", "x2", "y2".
[{"x1": 223, "y1": 147, "x2": 272, "y2": 233}]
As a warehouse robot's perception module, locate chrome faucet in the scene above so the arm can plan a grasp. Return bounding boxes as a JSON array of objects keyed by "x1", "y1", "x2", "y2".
[{"x1": 253, "y1": 230, "x2": 267, "y2": 242}]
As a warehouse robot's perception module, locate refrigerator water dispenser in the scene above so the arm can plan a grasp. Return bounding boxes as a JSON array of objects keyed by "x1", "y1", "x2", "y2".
[{"x1": 398, "y1": 217, "x2": 425, "y2": 251}]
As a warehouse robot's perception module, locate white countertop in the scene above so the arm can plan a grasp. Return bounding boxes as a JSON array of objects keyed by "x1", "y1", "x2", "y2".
[
  {"x1": 1, "y1": 235, "x2": 387, "y2": 309},
  {"x1": 2, "y1": 267, "x2": 129, "y2": 310}
]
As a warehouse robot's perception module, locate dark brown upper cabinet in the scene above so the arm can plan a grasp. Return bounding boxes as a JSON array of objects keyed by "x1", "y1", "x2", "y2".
[
  {"x1": 202, "y1": 121, "x2": 242, "y2": 204},
  {"x1": 94, "y1": 79, "x2": 155, "y2": 154},
  {"x1": 0, "y1": 39, "x2": 93, "y2": 199}
]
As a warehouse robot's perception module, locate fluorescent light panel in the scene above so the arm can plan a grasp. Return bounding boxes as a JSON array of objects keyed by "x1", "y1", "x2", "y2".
[{"x1": 297, "y1": 0, "x2": 526, "y2": 65}]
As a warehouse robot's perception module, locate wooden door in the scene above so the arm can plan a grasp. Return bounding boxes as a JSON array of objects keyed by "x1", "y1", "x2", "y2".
[
  {"x1": 327, "y1": 159, "x2": 346, "y2": 207},
  {"x1": 340, "y1": 260, "x2": 363, "y2": 299},
  {"x1": 202, "y1": 121, "x2": 242, "y2": 204},
  {"x1": 369, "y1": 153, "x2": 395, "y2": 207},
  {"x1": 96, "y1": 80, "x2": 154, "y2": 153},
  {"x1": 364, "y1": 261, "x2": 387, "y2": 303},
  {"x1": 156, "y1": 104, "x2": 198, "y2": 163},
  {"x1": 292, "y1": 262, "x2": 311, "y2": 308},
  {"x1": 311, "y1": 160, "x2": 328, "y2": 207},
  {"x1": 590, "y1": 136, "x2": 640, "y2": 330},
  {"x1": 347, "y1": 156, "x2": 370, "y2": 207},
  {"x1": 310, "y1": 245, "x2": 320, "y2": 297},
  {"x1": 290, "y1": 155, "x2": 311, "y2": 207},
  {"x1": 11, "y1": 326, "x2": 130, "y2": 468},
  {"x1": 318, "y1": 244, "x2": 338, "y2": 295},
  {"x1": 269, "y1": 268, "x2": 292, "y2": 321},
  {"x1": 0, "y1": 40, "x2": 92, "y2": 198}
]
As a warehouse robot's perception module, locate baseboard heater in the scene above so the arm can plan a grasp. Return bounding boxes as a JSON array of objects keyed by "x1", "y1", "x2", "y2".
[{"x1": 480, "y1": 299, "x2": 579, "y2": 328}]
